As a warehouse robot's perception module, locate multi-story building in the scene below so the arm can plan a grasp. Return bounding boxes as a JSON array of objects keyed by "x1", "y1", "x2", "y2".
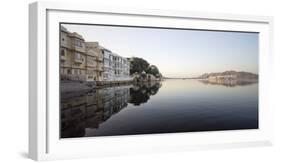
[
  {"x1": 99, "y1": 47, "x2": 131, "y2": 82},
  {"x1": 60, "y1": 26, "x2": 131, "y2": 84},
  {"x1": 112, "y1": 53, "x2": 130, "y2": 81},
  {"x1": 60, "y1": 26, "x2": 87, "y2": 81},
  {"x1": 85, "y1": 42, "x2": 104, "y2": 81},
  {"x1": 99, "y1": 46, "x2": 113, "y2": 81}
]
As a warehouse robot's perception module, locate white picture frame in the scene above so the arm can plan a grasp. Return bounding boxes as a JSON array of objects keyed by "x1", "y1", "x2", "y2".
[{"x1": 29, "y1": 1, "x2": 274, "y2": 161}]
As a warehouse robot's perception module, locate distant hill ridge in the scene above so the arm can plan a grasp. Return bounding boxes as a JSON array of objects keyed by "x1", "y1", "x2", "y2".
[{"x1": 199, "y1": 70, "x2": 258, "y2": 79}]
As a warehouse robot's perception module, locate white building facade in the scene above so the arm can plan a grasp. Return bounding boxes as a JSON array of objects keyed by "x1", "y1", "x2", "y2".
[
  {"x1": 100, "y1": 47, "x2": 131, "y2": 82},
  {"x1": 100, "y1": 47, "x2": 113, "y2": 81}
]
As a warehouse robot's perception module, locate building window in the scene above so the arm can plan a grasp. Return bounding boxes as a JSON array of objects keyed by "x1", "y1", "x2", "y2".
[
  {"x1": 75, "y1": 53, "x2": 82, "y2": 60},
  {"x1": 61, "y1": 49, "x2": 65, "y2": 56},
  {"x1": 67, "y1": 69, "x2": 71, "y2": 74},
  {"x1": 74, "y1": 38, "x2": 82, "y2": 47}
]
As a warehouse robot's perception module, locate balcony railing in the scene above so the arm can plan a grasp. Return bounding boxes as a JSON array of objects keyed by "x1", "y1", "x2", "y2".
[
  {"x1": 60, "y1": 55, "x2": 66, "y2": 61},
  {"x1": 74, "y1": 58, "x2": 83, "y2": 63},
  {"x1": 97, "y1": 57, "x2": 103, "y2": 62}
]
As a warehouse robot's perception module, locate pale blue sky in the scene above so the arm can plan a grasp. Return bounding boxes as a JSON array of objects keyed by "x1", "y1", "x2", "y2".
[{"x1": 62, "y1": 24, "x2": 258, "y2": 78}]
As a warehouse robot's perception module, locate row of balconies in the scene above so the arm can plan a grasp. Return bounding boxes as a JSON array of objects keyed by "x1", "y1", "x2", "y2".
[
  {"x1": 61, "y1": 49, "x2": 129, "y2": 81},
  {"x1": 74, "y1": 57, "x2": 84, "y2": 64},
  {"x1": 62, "y1": 53, "x2": 128, "y2": 67},
  {"x1": 61, "y1": 51, "x2": 104, "y2": 65},
  {"x1": 88, "y1": 67, "x2": 103, "y2": 71}
]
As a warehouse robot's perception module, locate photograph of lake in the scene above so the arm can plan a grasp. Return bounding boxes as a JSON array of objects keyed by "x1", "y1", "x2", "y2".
[{"x1": 60, "y1": 23, "x2": 259, "y2": 138}]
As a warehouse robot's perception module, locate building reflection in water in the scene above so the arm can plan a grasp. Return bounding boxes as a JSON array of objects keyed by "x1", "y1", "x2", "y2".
[{"x1": 61, "y1": 82, "x2": 161, "y2": 138}]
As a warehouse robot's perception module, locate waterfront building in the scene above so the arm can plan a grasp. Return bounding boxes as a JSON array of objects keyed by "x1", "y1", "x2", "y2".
[
  {"x1": 99, "y1": 46, "x2": 113, "y2": 81},
  {"x1": 60, "y1": 26, "x2": 132, "y2": 84},
  {"x1": 112, "y1": 53, "x2": 130, "y2": 81},
  {"x1": 60, "y1": 26, "x2": 87, "y2": 81},
  {"x1": 99, "y1": 48, "x2": 131, "y2": 82},
  {"x1": 113, "y1": 54, "x2": 130, "y2": 80},
  {"x1": 85, "y1": 42, "x2": 104, "y2": 81}
]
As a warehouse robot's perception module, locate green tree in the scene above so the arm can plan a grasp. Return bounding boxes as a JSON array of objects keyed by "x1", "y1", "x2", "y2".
[
  {"x1": 129, "y1": 57, "x2": 150, "y2": 75},
  {"x1": 146, "y1": 65, "x2": 160, "y2": 77}
]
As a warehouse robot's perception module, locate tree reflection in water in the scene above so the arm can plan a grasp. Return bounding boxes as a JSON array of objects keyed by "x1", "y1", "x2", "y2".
[
  {"x1": 129, "y1": 82, "x2": 162, "y2": 105},
  {"x1": 61, "y1": 81, "x2": 161, "y2": 138}
]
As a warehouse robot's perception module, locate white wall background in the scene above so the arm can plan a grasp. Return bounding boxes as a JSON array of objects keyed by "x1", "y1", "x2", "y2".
[{"x1": 0, "y1": 0, "x2": 280, "y2": 162}]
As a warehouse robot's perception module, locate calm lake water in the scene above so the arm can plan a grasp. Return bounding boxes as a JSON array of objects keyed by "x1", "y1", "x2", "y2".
[{"x1": 61, "y1": 79, "x2": 258, "y2": 138}]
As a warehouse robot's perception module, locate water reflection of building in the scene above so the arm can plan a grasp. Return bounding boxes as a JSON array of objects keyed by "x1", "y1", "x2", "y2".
[
  {"x1": 61, "y1": 81, "x2": 162, "y2": 138},
  {"x1": 61, "y1": 85, "x2": 130, "y2": 138}
]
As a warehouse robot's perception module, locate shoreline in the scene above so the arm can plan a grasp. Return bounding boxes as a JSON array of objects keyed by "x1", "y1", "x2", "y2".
[{"x1": 60, "y1": 79, "x2": 162, "y2": 94}]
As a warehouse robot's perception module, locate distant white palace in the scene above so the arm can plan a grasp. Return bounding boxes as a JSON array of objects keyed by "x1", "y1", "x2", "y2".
[{"x1": 60, "y1": 26, "x2": 131, "y2": 84}]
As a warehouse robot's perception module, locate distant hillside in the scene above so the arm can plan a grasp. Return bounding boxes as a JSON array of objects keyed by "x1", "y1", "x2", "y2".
[
  {"x1": 162, "y1": 71, "x2": 258, "y2": 87},
  {"x1": 198, "y1": 71, "x2": 258, "y2": 79},
  {"x1": 197, "y1": 70, "x2": 258, "y2": 86}
]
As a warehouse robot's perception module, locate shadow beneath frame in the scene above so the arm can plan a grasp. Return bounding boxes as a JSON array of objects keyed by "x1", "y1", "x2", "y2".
[{"x1": 19, "y1": 151, "x2": 29, "y2": 159}]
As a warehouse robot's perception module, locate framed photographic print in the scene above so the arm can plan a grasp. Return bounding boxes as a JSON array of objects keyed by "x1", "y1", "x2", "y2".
[{"x1": 29, "y1": 1, "x2": 274, "y2": 161}]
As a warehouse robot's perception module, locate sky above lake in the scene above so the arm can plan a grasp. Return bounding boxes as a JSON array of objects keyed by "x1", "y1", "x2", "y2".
[{"x1": 62, "y1": 24, "x2": 258, "y2": 78}]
